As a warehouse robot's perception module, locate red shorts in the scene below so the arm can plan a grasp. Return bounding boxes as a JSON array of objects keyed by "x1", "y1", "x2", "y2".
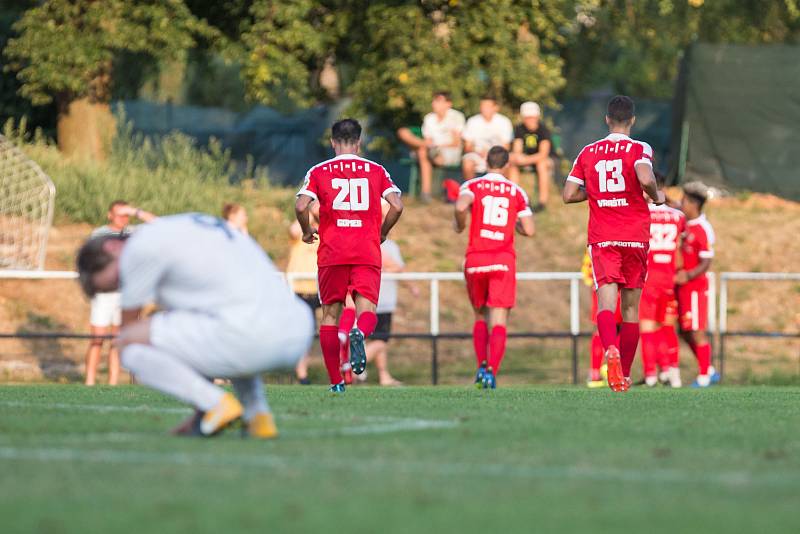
[
  {"x1": 464, "y1": 262, "x2": 516, "y2": 310},
  {"x1": 317, "y1": 264, "x2": 380, "y2": 306},
  {"x1": 677, "y1": 282, "x2": 708, "y2": 332},
  {"x1": 587, "y1": 243, "x2": 648, "y2": 289},
  {"x1": 639, "y1": 283, "x2": 677, "y2": 323}
]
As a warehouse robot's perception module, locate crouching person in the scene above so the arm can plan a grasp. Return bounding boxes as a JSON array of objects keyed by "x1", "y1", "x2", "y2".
[{"x1": 76, "y1": 213, "x2": 314, "y2": 439}]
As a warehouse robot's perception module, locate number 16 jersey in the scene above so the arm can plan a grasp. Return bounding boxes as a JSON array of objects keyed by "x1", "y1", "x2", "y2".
[
  {"x1": 567, "y1": 133, "x2": 652, "y2": 245},
  {"x1": 460, "y1": 173, "x2": 532, "y2": 263},
  {"x1": 298, "y1": 154, "x2": 401, "y2": 267}
]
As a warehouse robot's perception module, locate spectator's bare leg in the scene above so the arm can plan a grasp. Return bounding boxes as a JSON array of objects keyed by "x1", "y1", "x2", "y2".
[
  {"x1": 108, "y1": 325, "x2": 120, "y2": 385},
  {"x1": 396, "y1": 128, "x2": 426, "y2": 150},
  {"x1": 462, "y1": 157, "x2": 476, "y2": 181},
  {"x1": 366, "y1": 340, "x2": 401, "y2": 386},
  {"x1": 295, "y1": 354, "x2": 309, "y2": 381},
  {"x1": 417, "y1": 146, "x2": 433, "y2": 197},
  {"x1": 84, "y1": 326, "x2": 106, "y2": 386},
  {"x1": 506, "y1": 161, "x2": 521, "y2": 184},
  {"x1": 536, "y1": 158, "x2": 553, "y2": 205}
]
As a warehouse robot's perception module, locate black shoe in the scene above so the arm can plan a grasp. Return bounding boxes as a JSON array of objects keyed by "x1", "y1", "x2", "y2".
[{"x1": 298, "y1": 377, "x2": 311, "y2": 385}]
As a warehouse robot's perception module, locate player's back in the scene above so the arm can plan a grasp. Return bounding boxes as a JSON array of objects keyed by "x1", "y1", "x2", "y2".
[
  {"x1": 647, "y1": 204, "x2": 685, "y2": 286},
  {"x1": 568, "y1": 133, "x2": 652, "y2": 245},
  {"x1": 682, "y1": 214, "x2": 715, "y2": 277},
  {"x1": 462, "y1": 173, "x2": 531, "y2": 260},
  {"x1": 299, "y1": 154, "x2": 399, "y2": 267},
  {"x1": 121, "y1": 214, "x2": 302, "y2": 328}
]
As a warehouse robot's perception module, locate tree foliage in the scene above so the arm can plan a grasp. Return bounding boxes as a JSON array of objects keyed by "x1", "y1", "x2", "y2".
[{"x1": 3, "y1": 0, "x2": 217, "y2": 106}]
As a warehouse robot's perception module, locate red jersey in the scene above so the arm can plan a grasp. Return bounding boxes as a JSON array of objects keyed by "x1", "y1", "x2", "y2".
[
  {"x1": 681, "y1": 214, "x2": 715, "y2": 287},
  {"x1": 298, "y1": 154, "x2": 400, "y2": 267},
  {"x1": 646, "y1": 204, "x2": 686, "y2": 287},
  {"x1": 460, "y1": 173, "x2": 532, "y2": 263},
  {"x1": 567, "y1": 133, "x2": 653, "y2": 245}
]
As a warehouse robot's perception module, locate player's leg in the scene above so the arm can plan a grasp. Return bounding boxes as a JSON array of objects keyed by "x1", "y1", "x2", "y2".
[
  {"x1": 662, "y1": 316, "x2": 682, "y2": 388},
  {"x1": 484, "y1": 307, "x2": 510, "y2": 389},
  {"x1": 639, "y1": 319, "x2": 661, "y2": 387},
  {"x1": 348, "y1": 265, "x2": 382, "y2": 375},
  {"x1": 619, "y1": 287, "x2": 642, "y2": 385},
  {"x1": 338, "y1": 295, "x2": 356, "y2": 383},
  {"x1": 318, "y1": 265, "x2": 349, "y2": 390},
  {"x1": 84, "y1": 325, "x2": 106, "y2": 386},
  {"x1": 472, "y1": 307, "x2": 489, "y2": 367},
  {"x1": 678, "y1": 287, "x2": 715, "y2": 387},
  {"x1": 465, "y1": 266, "x2": 490, "y2": 384},
  {"x1": 232, "y1": 375, "x2": 278, "y2": 439}
]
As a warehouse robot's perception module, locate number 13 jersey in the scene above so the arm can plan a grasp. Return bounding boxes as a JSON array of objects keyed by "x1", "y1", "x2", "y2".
[
  {"x1": 460, "y1": 173, "x2": 532, "y2": 262},
  {"x1": 298, "y1": 154, "x2": 401, "y2": 267},
  {"x1": 567, "y1": 133, "x2": 652, "y2": 245}
]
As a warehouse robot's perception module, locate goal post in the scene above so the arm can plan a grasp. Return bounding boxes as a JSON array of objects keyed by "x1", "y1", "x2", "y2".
[{"x1": 0, "y1": 135, "x2": 55, "y2": 270}]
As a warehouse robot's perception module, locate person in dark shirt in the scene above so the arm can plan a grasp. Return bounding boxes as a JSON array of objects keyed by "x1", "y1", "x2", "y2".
[{"x1": 509, "y1": 101, "x2": 553, "y2": 211}]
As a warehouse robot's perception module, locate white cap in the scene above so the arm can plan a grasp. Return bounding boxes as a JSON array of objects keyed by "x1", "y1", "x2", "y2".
[{"x1": 520, "y1": 101, "x2": 541, "y2": 118}]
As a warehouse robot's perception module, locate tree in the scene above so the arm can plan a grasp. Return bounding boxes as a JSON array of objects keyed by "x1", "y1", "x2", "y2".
[
  {"x1": 240, "y1": 0, "x2": 571, "y2": 129},
  {"x1": 3, "y1": 0, "x2": 216, "y2": 159}
]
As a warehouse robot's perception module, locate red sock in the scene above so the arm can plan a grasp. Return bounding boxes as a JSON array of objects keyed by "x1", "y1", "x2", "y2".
[
  {"x1": 473, "y1": 320, "x2": 489, "y2": 366},
  {"x1": 662, "y1": 326, "x2": 679, "y2": 368},
  {"x1": 590, "y1": 334, "x2": 604, "y2": 380},
  {"x1": 487, "y1": 325, "x2": 507, "y2": 374},
  {"x1": 619, "y1": 322, "x2": 640, "y2": 378},
  {"x1": 640, "y1": 331, "x2": 658, "y2": 377},
  {"x1": 338, "y1": 307, "x2": 356, "y2": 341},
  {"x1": 320, "y1": 325, "x2": 343, "y2": 385},
  {"x1": 357, "y1": 311, "x2": 378, "y2": 338},
  {"x1": 695, "y1": 343, "x2": 711, "y2": 375},
  {"x1": 596, "y1": 310, "x2": 618, "y2": 350}
]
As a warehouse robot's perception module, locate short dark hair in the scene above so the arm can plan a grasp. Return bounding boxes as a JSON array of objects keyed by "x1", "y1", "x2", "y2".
[
  {"x1": 433, "y1": 90, "x2": 452, "y2": 101},
  {"x1": 480, "y1": 94, "x2": 497, "y2": 103},
  {"x1": 331, "y1": 118, "x2": 362, "y2": 145},
  {"x1": 486, "y1": 146, "x2": 509, "y2": 169},
  {"x1": 76, "y1": 235, "x2": 126, "y2": 297},
  {"x1": 606, "y1": 95, "x2": 635, "y2": 124},
  {"x1": 108, "y1": 199, "x2": 128, "y2": 212},
  {"x1": 682, "y1": 182, "x2": 708, "y2": 209},
  {"x1": 222, "y1": 202, "x2": 243, "y2": 221}
]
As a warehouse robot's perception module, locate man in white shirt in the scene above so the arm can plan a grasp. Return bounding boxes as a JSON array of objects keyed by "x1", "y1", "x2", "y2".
[
  {"x1": 76, "y1": 213, "x2": 314, "y2": 439},
  {"x1": 461, "y1": 96, "x2": 514, "y2": 180},
  {"x1": 397, "y1": 91, "x2": 465, "y2": 202},
  {"x1": 85, "y1": 200, "x2": 156, "y2": 387}
]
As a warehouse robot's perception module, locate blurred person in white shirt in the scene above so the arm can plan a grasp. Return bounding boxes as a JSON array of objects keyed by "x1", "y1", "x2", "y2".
[
  {"x1": 85, "y1": 200, "x2": 155, "y2": 386},
  {"x1": 461, "y1": 95, "x2": 514, "y2": 180}
]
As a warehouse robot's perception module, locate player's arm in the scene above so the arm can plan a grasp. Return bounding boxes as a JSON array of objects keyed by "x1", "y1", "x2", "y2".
[
  {"x1": 453, "y1": 191, "x2": 473, "y2": 233},
  {"x1": 562, "y1": 180, "x2": 587, "y2": 204},
  {"x1": 635, "y1": 162, "x2": 665, "y2": 205},
  {"x1": 380, "y1": 192, "x2": 403, "y2": 243},
  {"x1": 294, "y1": 194, "x2": 318, "y2": 244},
  {"x1": 516, "y1": 214, "x2": 535, "y2": 237},
  {"x1": 676, "y1": 257, "x2": 711, "y2": 285}
]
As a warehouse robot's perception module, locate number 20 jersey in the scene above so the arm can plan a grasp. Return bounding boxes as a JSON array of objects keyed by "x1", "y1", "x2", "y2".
[
  {"x1": 461, "y1": 172, "x2": 532, "y2": 262},
  {"x1": 567, "y1": 133, "x2": 652, "y2": 245},
  {"x1": 297, "y1": 154, "x2": 401, "y2": 268}
]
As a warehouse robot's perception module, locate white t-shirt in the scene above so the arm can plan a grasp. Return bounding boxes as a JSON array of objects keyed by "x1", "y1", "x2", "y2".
[
  {"x1": 119, "y1": 214, "x2": 305, "y2": 333},
  {"x1": 462, "y1": 113, "x2": 514, "y2": 154},
  {"x1": 422, "y1": 109, "x2": 466, "y2": 148},
  {"x1": 377, "y1": 240, "x2": 404, "y2": 314}
]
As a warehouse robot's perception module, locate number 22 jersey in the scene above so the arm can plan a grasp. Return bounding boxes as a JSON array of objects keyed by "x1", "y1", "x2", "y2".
[
  {"x1": 297, "y1": 154, "x2": 401, "y2": 268},
  {"x1": 567, "y1": 133, "x2": 652, "y2": 245}
]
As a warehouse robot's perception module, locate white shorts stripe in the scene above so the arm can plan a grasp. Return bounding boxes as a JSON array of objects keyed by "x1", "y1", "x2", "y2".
[
  {"x1": 691, "y1": 291, "x2": 699, "y2": 331},
  {"x1": 587, "y1": 245, "x2": 598, "y2": 291}
]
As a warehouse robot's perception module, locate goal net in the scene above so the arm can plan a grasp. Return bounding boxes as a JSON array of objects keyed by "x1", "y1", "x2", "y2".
[{"x1": 0, "y1": 135, "x2": 55, "y2": 270}]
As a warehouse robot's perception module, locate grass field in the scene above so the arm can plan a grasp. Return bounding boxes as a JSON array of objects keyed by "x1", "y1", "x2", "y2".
[{"x1": 1, "y1": 385, "x2": 799, "y2": 533}]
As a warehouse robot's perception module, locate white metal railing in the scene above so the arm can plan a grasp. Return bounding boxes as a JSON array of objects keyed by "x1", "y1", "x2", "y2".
[{"x1": 719, "y1": 272, "x2": 800, "y2": 334}]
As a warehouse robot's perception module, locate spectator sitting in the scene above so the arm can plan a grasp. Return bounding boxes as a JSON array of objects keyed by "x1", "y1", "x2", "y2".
[
  {"x1": 222, "y1": 203, "x2": 249, "y2": 234},
  {"x1": 85, "y1": 200, "x2": 156, "y2": 386},
  {"x1": 509, "y1": 101, "x2": 553, "y2": 211},
  {"x1": 287, "y1": 201, "x2": 321, "y2": 385},
  {"x1": 461, "y1": 95, "x2": 514, "y2": 181},
  {"x1": 417, "y1": 91, "x2": 466, "y2": 202}
]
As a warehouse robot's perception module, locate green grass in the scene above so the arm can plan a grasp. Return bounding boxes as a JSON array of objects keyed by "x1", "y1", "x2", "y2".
[{"x1": 1, "y1": 385, "x2": 799, "y2": 533}]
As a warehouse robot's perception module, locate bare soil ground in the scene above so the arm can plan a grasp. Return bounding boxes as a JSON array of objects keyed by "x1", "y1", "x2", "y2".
[{"x1": 1, "y1": 190, "x2": 798, "y2": 384}]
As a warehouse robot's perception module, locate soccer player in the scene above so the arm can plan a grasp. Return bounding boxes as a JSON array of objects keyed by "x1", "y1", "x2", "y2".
[
  {"x1": 676, "y1": 182, "x2": 719, "y2": 388},
  {"x1": 562, "y1": 95, "x2": 665, "y2": 392},
  {"x1": 295, "y1": 118, "x2": 404, "y2": 393},
  {"x1": 76, "y1": 213, "x2": 314, "y2": 438},
  {"x1": 640, "y1": 179, "x2": 686, "y2": 388},
  {"x1": 454, "y1": 146, "x2": 535, "y2": 389}
]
